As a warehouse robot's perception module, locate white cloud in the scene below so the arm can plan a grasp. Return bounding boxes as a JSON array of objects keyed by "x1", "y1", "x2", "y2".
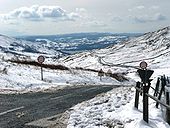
[
  {"x1": 129, "y1": 5, "x2": 161, "y2": 14},
  {"x1": 75, "y1": 8, "x2": 88, "y2": 20},
  {"x1": 154, "y1": 13, "x2": 166, "y2": 21},
  {"x1": 0, "y1": 5, "x2": 80, "y2": 22},
  {"x1": 136, "y1": 6, "x2": 145, "y2": 10},
  {"x1": 80, "y1": 20, "x2": 107, "y2": 28},
  {"x1": 131, "y1": 13, "x2": 167, "y2": 23},
  {"x1": 112, "y1": 16, "x2": 123, "y2": 22},
  {"x1": 150, "y1": 5, "x2": 160, "y2": 10},
  {"x1": 76, "y1": 8, "x2": 87, "y2": 13},
  {"x1": 128, "y1": 5, "x2": 145, "y2": 12}
]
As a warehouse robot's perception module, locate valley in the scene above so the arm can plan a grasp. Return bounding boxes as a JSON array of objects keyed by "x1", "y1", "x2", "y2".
[{"x1": 0, "y1": 27, "x2": 170, "y2": 128}]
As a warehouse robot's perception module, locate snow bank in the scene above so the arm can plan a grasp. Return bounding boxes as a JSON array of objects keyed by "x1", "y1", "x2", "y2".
[{"x1": 67, "y1": 84, "x2": 170, "y2": 128}]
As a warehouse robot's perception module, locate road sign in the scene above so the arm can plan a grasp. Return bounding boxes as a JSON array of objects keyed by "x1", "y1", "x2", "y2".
[
  {"x1": 37, "y1": 55, "x2": 45, "y2": 81},
  {"x1": 98, "y1": 69, "x2": 104, "y2": 81},
  {"x1": 37, "y1": 55, "x2": 45, "y2": 64},
  {"x1": 98, "y1": 69, "x2": 104, "y2": 76},
  {"x1": 140, "y1": 61, "x2": 147, "y2": 69},
  {"x1": 106, "y1": 69, "x2": 112, "y2": 76},
  {"x1": 137, "y1": 69, "x2": 154, "y2": 83}
]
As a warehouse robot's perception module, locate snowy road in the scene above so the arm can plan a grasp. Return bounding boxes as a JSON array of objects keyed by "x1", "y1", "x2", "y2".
[{"x1": 0, "y1": 85, "x2": 116, "y2": 128}]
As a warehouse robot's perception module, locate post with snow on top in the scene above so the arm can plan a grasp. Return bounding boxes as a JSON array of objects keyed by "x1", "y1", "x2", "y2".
[
  {"x1": 137, "y1": 61, "x2": 154, "y2": 123},
  {"x1": 98, "y1": 69, "x2": 104, "y2": 81}
]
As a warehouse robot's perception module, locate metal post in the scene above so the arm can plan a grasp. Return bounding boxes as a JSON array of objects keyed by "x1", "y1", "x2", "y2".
[
  {"x1": 154, "y1": 78, "x2": 160, "y2": 97},
  {"x1": 166, "y1": 91, "x2": 170, "y2": 124},
  {"x1": 163, "y1": 75, "x2": 166, "y2": 94},
  {"x1": 167, "y1": 77, "x2": 170, "y2": 84},
  {"x1": 135, "y1": 82, "x2": 140, "y2": 109},
  {"x1": 156, "y1": 76, "x2": 165, "y2": 108},
  {"x1": 143, "y1": 69, "x2": 149, "y2": 123},
  {"x1": 143, "y1": 83, "x2": 149, "y2": 123},
  {"x1": 41, "y1": 66, "x2": 43, "y2": 81}
]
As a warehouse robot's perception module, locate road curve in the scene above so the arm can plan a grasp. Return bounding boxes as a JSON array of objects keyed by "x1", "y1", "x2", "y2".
[{"x1": 0, "y1": 85, "x2": 116, "y2": 128}]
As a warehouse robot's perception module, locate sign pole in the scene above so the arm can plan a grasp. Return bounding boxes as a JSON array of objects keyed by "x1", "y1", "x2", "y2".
[
  {"x1": 41, "y1": 65, "x2": 43, "y2": 81},
  {"x1": 135, "y1": 82, "x2": 140, "y2": 109},
  {"x1": 138, "y1": 61, "x2": 154, "y2": 123},
  {"x1": 37, "y1": 55, "x2": 45, "y2": 81},
  {"x1": 143, "y1": 66, "x2": 149, "y2": 123},
  {"x1": 143, "y1": 82, "x2": 149, "y2": 123}
]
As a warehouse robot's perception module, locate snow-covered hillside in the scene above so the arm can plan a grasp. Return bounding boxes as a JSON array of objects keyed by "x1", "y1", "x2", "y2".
[
  {"x1": 0, "y1": 27, "x2": 170, "y2": 92},
  {"x1": 0, "y1": 33, "x2": 134, "y2": 93},
  {"x1": 0, "y1": 34, "x2": 64, "y2": 63},
  {"x1": 0, "y1": 27, "x2": 170, "y2": 127},
  {"x1": 64, "y1": 27, "x2": 170, "y2": 128},
  {"x1": 18, "y1": 33, "x2": 133, "y2": 54},
  {"x1": 59, "y1": 27, "x2": 170, "y2": 79}
]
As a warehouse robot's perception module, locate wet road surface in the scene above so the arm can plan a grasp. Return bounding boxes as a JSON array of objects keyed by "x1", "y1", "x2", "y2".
[{"x1": 0, "y1": 85, "x2": 116, "y2": 128}]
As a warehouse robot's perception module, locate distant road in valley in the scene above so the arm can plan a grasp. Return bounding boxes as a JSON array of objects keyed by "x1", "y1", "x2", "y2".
[{"x1": 0, "y1": 85, "x2": 116, "y2": 128}]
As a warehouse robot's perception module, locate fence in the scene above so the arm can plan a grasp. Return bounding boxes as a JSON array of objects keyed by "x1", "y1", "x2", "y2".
[{"x1": 134, "y1": 75, "x2": 170, "y2": 124}]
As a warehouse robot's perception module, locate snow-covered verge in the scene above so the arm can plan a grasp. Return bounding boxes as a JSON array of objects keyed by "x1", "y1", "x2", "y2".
[
  {"x1": 66, "y1": 68, "x2": 170, "y2": 128},
  {"x1": 0, "y1": 57, "x2": 134, "y2": 94},
  {"x1": 67, "y1": 84, "x2": 170, "y2": 128}
]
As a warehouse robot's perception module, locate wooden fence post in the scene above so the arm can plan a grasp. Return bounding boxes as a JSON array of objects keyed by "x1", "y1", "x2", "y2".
[
  {"x1": 166, "y1": 75, "x2": 170, "y2": 125},
  {"x1": 135, "y1": 82, "x2": 140, "y2": 109},
  {"x1": 167, "y1": 77, "x2": 170, "y2": 84},
  {"x1": 163, "y1": 75, "x2": 166, "y2": 93},
  {"x1": 156, "y1": 76, "x2": 165, "y2": 108},
  {"x1": 154, "y1": 77, "x2": 160, "y2": 97},
  {"x1": 166, "y1": 91, "x2": 170, "y2": 124}
]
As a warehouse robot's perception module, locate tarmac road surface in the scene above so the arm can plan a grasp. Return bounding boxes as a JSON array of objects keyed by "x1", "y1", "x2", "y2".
[{"x1": 0, "y1": 85, "x2": 116, "y2": 128}]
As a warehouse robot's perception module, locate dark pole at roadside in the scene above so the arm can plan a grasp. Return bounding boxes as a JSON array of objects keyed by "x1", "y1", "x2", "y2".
[
  {"x1": 37, "y1": 55, "x2": 45, "y2": 81},
  {"x1": 41, "y1": 65, "x2": 43, "y2": 81}
]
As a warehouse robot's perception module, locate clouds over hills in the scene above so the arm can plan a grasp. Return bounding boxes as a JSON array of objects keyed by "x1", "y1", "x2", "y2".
[
  {"x1": 111, "y1": 5, "x2": 167, "y2": 24},
  {"x1": 0, "y1": 1, "x2": 169, "y2": 36},
  {"x1": 132, "y1": 13, "x2": 166, "y2": 23},
  {"x1": 128, "y1": 5, "x2": 167, "y2": 23},
  {"x1": 1, "y1": 5, "x2": 81, "y2": 22}
]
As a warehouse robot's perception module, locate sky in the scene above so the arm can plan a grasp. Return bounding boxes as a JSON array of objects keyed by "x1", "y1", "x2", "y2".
[{"x1": 0, "y1": 0, "x2": 169, "y2": 36}]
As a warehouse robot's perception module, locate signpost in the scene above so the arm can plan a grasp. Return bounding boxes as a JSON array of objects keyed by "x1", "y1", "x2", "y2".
[
  {"x1": 140, "y1": 61, "x2": 147, "y2": 69},
  {"x1": 135, "y1": 62, "x2": 170, "y2": 124},
  {"x1": 98, "y1": 69, "x2": 104, "y2": 81},
  {"x1": 106, "y1": 69, "x2": 112, "y2": 77},
  {"x1": 37, "y1": 55, "x2": 45, "y2": 64},
  {"x1": 137, "y1": 61, "x2": 154, "y2": 123},
  {"x1": 37, "y1": 55, "x2": 45, "y2": 81}
]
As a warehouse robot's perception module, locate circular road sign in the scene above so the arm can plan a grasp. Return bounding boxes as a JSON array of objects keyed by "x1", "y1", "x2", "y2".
[
  {"x1": 37, "y1": 55, "x2": 45, "y2": 64},
  {"x1": 140, "y1": 61, "x2": 147, "y2": 69}
]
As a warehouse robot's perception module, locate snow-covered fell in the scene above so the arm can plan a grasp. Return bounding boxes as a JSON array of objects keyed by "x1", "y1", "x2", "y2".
[
  {"x1": 59, "y1": 27, "x2": 170, "y2": 128},
  {"x1": 0, "y1": 27, "x2": 170, "y2": 127},
  {"x1": 18, "y1": 33, "x2": 132, "y2": 54},
  {"x1": 0, "y1": 27, "x2": 170, "y2": 92},
  {"x1": 0, "y1": 33, "x2": 134, "y2": 93},
  {"x1": 59, "y1": 27, "x2": 170, "y2": 76}
]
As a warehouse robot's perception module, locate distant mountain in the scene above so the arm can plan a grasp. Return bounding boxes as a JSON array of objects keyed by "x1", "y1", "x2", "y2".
[
  {"x1": 0, "y1": 35, "x2": 65, "y2": 61},
  {"x1": 17, "y1": 33, "x2": 140, "y2": 54},
  {"x1": 0, "y1": 27, "x2": 169, "y2": 92},
  {"x1": 59, "y1": 27, "x2": 170, "y2": 73},
  {"x1": 0, "y1": 32, "x2": 139, "y2": 92}
]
